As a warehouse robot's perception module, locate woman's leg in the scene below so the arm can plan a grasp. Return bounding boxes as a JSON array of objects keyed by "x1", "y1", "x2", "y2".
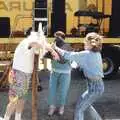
[
  {"x1": 74, "y1": 79, "x2": 104, "y2": 120},
  {"x1": 85, "y1": 106, "x2": 102, "y2": 120},
  {"x1": 15, "y1": 99, "x2": 25, "y2": 120},
  {"x1": 58, "y1": 73, "x2": 71, "y2": 115},
  {"x1": 74, "y1": 90, "x2": 95, "y2": 120},
  {"x1": 3, "y1": 69, "x2": 31, "y2": 120},
  {"x1": 58, "y1": 73, "x2": 71, "y2": 105},
  {"x1": 4, "y1": 98, "x2": 24, "y2": 120},
  {"x1": 4, "y1": 96, "x2": 18, "y2": 120},
  {"x1": 48, "y1": 72, "x2": 58, "y2": 105},
  {"x1": 48, "y1": 72, "x2": 59, "y2": 115}
]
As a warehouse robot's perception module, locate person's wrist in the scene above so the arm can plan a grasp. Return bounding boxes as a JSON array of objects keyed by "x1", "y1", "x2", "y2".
[{"x1": 51, "y1": 49, "x2": 55, "y2": 55}]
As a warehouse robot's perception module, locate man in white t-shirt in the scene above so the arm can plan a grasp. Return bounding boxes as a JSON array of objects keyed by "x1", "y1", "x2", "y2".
[{"x1": 0, "y1": 30, "x2": 58, "y2": 120}]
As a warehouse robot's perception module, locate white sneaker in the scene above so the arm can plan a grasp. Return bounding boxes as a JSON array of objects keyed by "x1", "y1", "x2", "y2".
[
  {"x1": 0, "y1": 117, "x2": 4, "y2": 120},
  {"x1": 59, "y1": 106, "x2": 64, "y2": 115},
  {"x1": 48, "y1": 105, "x2": 56, "y2": 116}
]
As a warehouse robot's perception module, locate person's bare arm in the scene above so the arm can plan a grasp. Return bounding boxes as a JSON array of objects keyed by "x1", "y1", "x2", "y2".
[
  {"x1": 45, "y1": 43, "x2": 60, "y2": 60},
  {"x1": 28, "y1": 41, "x2": 59, "y2": 60}
]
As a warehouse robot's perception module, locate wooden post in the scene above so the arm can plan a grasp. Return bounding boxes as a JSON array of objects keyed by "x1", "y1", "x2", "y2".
[{"x1": 32, "y1": 54, "x2": 39, "y2": 120}]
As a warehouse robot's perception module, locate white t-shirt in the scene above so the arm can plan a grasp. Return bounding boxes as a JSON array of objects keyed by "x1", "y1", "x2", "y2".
[{"x1": 12, "y1": 32, "x2": 47, "y2": 73}]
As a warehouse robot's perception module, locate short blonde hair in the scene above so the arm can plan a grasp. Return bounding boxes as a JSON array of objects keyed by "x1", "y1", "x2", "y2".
[
  {"x1": 84, "y1": 32, "x2": 103, "y2": 52},
  {"x1": 85, "y1": 32, "x2": 102, "y2": 42}
]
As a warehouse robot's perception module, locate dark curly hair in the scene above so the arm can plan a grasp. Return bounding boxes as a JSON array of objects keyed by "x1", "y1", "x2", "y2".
[{"x1": 54, "y1": 31, "x2": 65, "y2": 39}]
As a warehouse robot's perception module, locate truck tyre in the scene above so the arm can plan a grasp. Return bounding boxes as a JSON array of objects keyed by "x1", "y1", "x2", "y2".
[{"x1": 102, "y1": 56, "x2": 119, "y2": 79}]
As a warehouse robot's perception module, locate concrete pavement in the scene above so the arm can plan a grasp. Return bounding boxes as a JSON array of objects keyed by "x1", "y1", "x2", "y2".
[{"x1": 0, "y1": 69, "x2": 120, "y2": 120}]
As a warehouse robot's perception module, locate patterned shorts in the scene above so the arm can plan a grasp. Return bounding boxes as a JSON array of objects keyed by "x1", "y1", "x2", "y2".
[{"x1": 9, "y1": 69, "x2": 32, "y2": 99}]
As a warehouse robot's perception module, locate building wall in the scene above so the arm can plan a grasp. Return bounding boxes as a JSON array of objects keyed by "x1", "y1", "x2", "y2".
[{"x1": 0, "y1": 0, "x2": 32, "y2": 32}]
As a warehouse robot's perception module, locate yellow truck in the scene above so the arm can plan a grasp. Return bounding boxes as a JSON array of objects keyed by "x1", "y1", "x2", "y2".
[{"x1": 0, "y1": 0, "x2": 120, "y2": 79}]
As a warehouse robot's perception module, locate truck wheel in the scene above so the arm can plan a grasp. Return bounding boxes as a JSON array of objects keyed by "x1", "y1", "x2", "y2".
[{"x1": 103, "y1": 57, "x2": 119, "y2": 79}]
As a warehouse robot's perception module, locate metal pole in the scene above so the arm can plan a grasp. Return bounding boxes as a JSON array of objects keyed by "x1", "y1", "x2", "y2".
[
  {"x1": 32, "y1": 0, "x2": 35, "y2": 31},
  {"x1": 102, "y1": 0, "x2": 105, "y2": 34},
  {"x1": 96, "y1": 0, "x2": 98, "y2": 11},
  {"x1": 78, "y1": 0, "x2": 81, "y2": 36},
  {"x1": 102, "y1": 0, "x2": 105, "y2": 12}
]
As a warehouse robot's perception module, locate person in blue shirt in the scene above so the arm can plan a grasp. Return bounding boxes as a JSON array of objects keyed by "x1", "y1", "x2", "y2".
[
  {"x1": 48, "y1": 31, "x2": 73, "y2": 116},
  {"x1": 54, "y1": 32, "x2": 104, "y2": 120}
]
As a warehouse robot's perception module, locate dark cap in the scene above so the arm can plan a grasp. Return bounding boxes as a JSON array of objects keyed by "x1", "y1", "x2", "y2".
[{"x1": 54, "y1": 31, "x2": 65, "y2": 39}]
